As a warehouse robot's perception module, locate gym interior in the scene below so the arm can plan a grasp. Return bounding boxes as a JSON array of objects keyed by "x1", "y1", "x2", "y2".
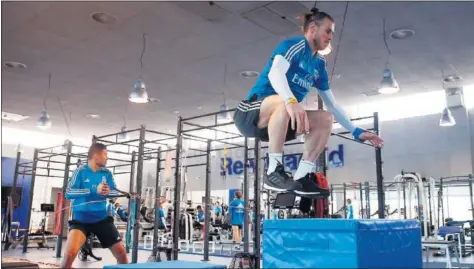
[{"x1": 2, "y1": 1, "x2": 474, "y2": 269}]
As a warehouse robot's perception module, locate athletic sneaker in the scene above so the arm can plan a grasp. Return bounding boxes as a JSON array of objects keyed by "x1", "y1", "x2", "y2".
[
  {"x1": 263, "y1": 163, "x2": 302, "y2": 192},
  {"x1": 293, "y1": 173, "x2": 330, "y2": 197}
]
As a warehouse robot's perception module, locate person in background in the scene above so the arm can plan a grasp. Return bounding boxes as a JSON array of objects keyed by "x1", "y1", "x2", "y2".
[
  {"x1": 229, "y1": 191, "x2": 245, "y2": 250},
  {"x1": 196, "y1": 205, "x2": 205, "y2": 223},
  {"x1": 160, "y1": 196, "x2": 171, "y2": 217},
  {"x1": 196, "y1": 205, "x2": 205, "y2": 240},
  {"x1": 107, "y1": 198, "x2": 116, "y2": 219},
  {"x1": 114, "y1": 203, "x2": 128, "y2": 222},
  {"x1": 214, "y1": 201, "x2": 222, "y2": 223},
  {"x1": 346, "y1": 199, "x2": 354, "y2": 219},
  {"x1": 158, "y1": 198, "x2": 168, "y2": 232}
]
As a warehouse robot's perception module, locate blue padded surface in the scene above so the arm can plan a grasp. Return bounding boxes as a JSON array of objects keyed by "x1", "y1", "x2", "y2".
[
  {"x1": 263, "y1": 219, "x2": 422, "y2": 269},
  {"x1": 103, "y1": 261, "x2": 227, "y2": 269}
]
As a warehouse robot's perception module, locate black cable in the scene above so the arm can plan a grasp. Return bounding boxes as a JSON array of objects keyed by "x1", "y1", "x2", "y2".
[
  {"x1": 383, "y1": 18, "x2": 391, "y2": 69},
  {"x1": 140, "y1": 33, "x2": 147, "y2": 78},
  {"x1": 330, "y1": 2, "x2": 349, "y2": 83},
  {"x1": 58, "y1": 96, "x2": 72, "y2": 137},
  {"x1": 43, "y1": 73, "x2": 52, "y2": 111}
]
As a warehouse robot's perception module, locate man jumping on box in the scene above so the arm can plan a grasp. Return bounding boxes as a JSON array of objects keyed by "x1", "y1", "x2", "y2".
[{"x1": 234, "y1": 8, "x2": 384, "y2": 197}]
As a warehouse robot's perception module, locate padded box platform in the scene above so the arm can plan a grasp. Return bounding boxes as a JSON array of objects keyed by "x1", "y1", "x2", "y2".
[
  {"x1": 263, "y1": 219, "x2": 422, "y2": 268},
  {"x1": 103, "y1": 260, "x2": 226, "y2": 269}
]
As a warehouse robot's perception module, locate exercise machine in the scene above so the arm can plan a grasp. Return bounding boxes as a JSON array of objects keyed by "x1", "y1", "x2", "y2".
[
  {"x1": 25, "y1": 204, "x2": 56, "y2": 250},
  {"x1": 394, "y1": 171, "x2": 430, "y2": 239},
  {"x1": 434, "y1": 220, "x2": 473, "y2": 258},
  {"x1": 78, "y1": 233, "x2": 102, "y2": 262},
  {"x1": 272, "y1": 192, "x2": 298, "y2": 219},
  {"x1": 7, "y1": 203, "x2": 57, "y2": 251}
]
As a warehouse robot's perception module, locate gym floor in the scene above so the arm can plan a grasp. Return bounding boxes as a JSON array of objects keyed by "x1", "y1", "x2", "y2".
[
  {"x1": 3, "y1": 243, "x2": 474, "y2": 268},
  {"x1": 2, "y1": 245, "x2": 232, "y2": 268}
]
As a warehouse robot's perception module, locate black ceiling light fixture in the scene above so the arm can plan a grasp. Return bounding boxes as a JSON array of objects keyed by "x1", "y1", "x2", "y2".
[
  {"x1": 129, "y1": 33, "x2": 149, "y2": 104},
  {"x1": 378, "y1": 18, "x2": 400, "y2": 95}
]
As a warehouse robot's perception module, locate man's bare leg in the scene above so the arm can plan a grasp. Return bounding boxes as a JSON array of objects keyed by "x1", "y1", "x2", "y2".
[
  {"x1": 257, "y1": 95, "x2": 290, "y2": 174},
  {"x1": 109, "y1": 242, "x2": 128, "y2": 264},
  {"x1": 60, "y1": 230, "x2": 87, "y2": 268},
  {"x1": 293, "y1": 110, "x2": 334, "y2": 180}
]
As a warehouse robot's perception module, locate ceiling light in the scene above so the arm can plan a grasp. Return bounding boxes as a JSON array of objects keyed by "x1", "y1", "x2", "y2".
[
  {"x1": 319, "y1": 43, "x2": 332, "y2": 56},
  {"x1": 86, "y1": 113, "x2": 101, "y2": 119},
  {"x1": 91, "y1": 12, "x2": 117, "y2": 24},
  {"x1": 3, "y1": 61, "x2": 27, "y2": 69},
  {"x1": 61, "y1": 140, "x2": 70, "y2": 152},
  {"x1": 129, "y1": 79, "x2": 149, "y2": 103},
  {"x1": 118, "y1": 126, "x2": 129, "y2": 140},
  {"x1": 174, "y1": 110, "x2": 179, "y2": 114},
  {"x1": 240, "y1": 71, "x2": 259, "y2": 78},
  {"x1": 389, "y1": 29, "x2": 415, "y2": 40},
  {"x1": 442, "y1": 75, "x2": 462, "y2": 83},
  {"x1": 197, "y1": 105, "x2": 202, "y2": 109},
  {"x1": 217, "y1": 104, "x2": 232, "y2": 123},
  {"x1": 439, "y1": 107, "x2": 456, "y2": 127},
  {"x1": 378, "y1": 69, "x2": 400, "y2": 94},
  {"x1": 36, "y1": 110, "x2": 52, "y2": 130},
  {"x1": 2, "y1": 111, "x2": 29, "y2": 122}
]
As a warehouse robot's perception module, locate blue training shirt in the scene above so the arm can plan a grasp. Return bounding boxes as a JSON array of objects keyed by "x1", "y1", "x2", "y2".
[
  {"x1": 348, "y1": 204, "x2": 354, "y2": 219},
  {"x1": 247, "y1": 37, "x2": 329, "y2": 102},
  {"x1": 117, "y1": 207, "x2": 127, "y2": 220},
  {"x1": 65, "y1": 163, "x2": 123, "y2": 224},
  {"x1": 229, "y1": 199, "x2": 245, "y2": 226},
  {"x1": 197, "y1": 211, "x2": 204, "y2": 222},
  {"x1": 106, "y1": 203, "x2": 116, "y2": 217}
]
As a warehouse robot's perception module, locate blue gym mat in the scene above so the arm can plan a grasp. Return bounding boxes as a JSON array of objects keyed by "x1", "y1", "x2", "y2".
[{"x1": 103, "y1": 260, "x2": 226, "y2": 269}]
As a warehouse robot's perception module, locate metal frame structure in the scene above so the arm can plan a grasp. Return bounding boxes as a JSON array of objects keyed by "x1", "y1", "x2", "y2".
[
  {"x1": 92, "y1": 124, "x2": 176, "y2": 264},
  {"x1": 10, "y1": 141, "x2": 87, "y2": 256},
  {"x1": 436, "y1": 175, "x2": 474, "y2": 225},
  {"x1": 329, "y1": 182, "x2": 366, "y2": 219},
  {"x1": 173, "y1": 110, "x2": 254, "y2": 262},
  {"x1": 172, "y1": 108, "x2": 384, "y2": 267}
]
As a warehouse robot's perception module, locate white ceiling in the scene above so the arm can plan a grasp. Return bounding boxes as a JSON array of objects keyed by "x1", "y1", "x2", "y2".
[{"x1": 2, "y1": 1, "x2": 474, "y2": 141}]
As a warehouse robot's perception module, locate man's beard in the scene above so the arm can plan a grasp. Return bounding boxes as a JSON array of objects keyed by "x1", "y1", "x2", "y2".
[
  {"x1": 313, "y1": 38, "x2": 322, "y2": 50},
  {"x1": 313, "y1": 38, "x2": 323, "y2": 51}
]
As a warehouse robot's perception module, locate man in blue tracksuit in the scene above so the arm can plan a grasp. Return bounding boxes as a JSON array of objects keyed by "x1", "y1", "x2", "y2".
[
  {"x1": 107, "y1": 198, "x2": 116, "y2": 218},
  {"x1": 60, "y1": 143, "x2": 128, "y2": 268},
  {"x1": 229, "y1": 191, "x2": 245, "y2": 249},
  {"x1": 347, "y1": 199, "x2": 354, "y2": 219}
]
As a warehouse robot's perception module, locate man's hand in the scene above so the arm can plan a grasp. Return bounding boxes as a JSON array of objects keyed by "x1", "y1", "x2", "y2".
[
  {"x1": 285, "y1": 102, "x2": 309, "y2": 135},
  {"x1": 359, "y1": 131, "x2": 384, "y2": 148},
  {"x1": 97, "y1": 181, "x2": 110, "y2": 196}
]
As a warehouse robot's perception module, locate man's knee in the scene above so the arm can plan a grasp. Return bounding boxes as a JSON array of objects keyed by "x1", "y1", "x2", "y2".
[
  {"x1": 308, "y1": 111, "x2": 334, "y2": 129},
  {"x1": 258, "y1": 95, "x2": 289, "y2": 127},
  {"x1": 111, "y1": 242, "x2": 128, "y2": 262},
  {"x1": 64, "y1": 249, "x2": 80, "y2": 261}
]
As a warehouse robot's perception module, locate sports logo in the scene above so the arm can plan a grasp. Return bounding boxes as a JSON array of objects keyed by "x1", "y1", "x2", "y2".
[{"x1": 314, "y1": 69, "x2": 320, "y2": 80}]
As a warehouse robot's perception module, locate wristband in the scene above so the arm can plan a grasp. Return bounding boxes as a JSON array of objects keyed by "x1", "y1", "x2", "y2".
[
  {"x1": 352, "y1": 127, "x2": 366, "y2": 142},
  {"x1": 285, "y1": 97, "x2": 297, "y2": 104}
]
